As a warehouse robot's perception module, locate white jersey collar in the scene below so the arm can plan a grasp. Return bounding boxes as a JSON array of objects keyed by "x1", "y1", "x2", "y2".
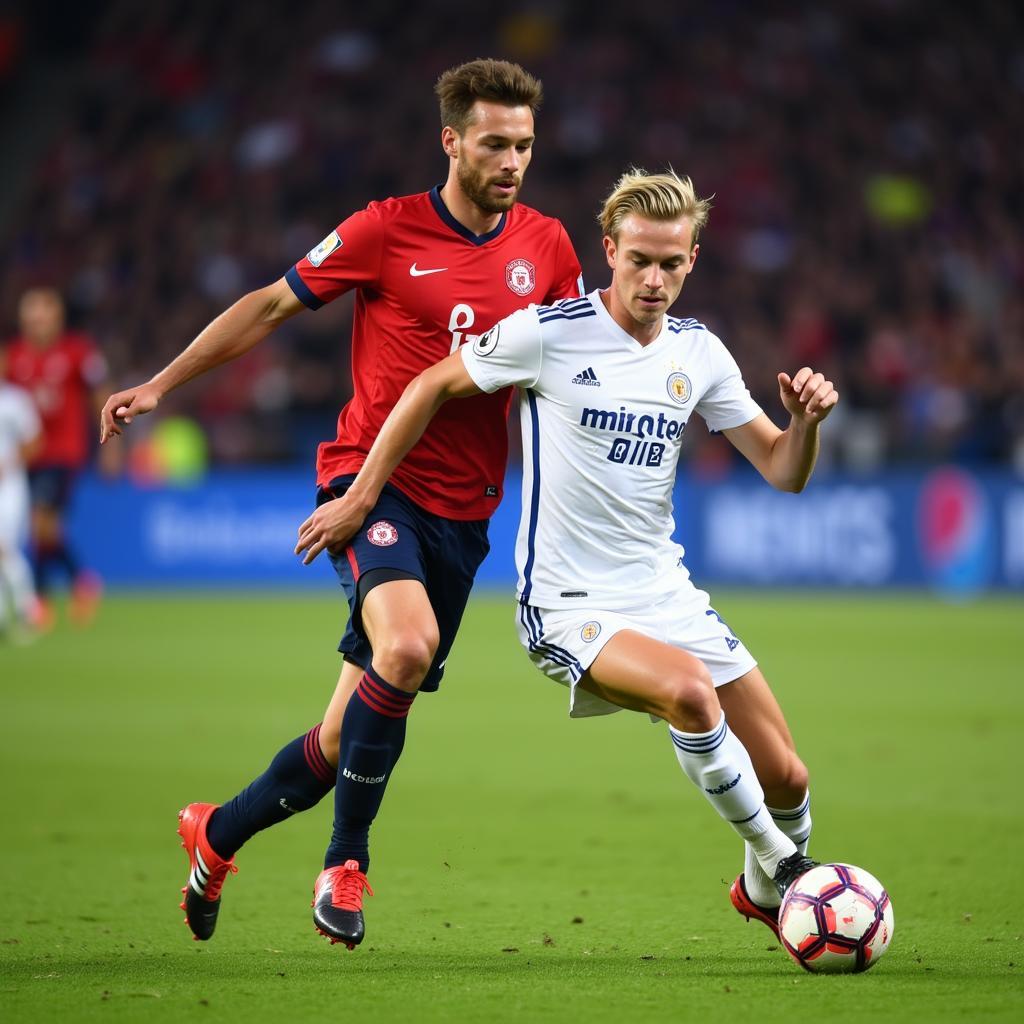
[{"x1": 590, "y1": 288, "x2": 671, "y2": 353}]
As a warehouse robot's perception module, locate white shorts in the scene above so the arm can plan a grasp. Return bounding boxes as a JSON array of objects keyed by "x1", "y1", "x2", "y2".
[{"x1": 515, "y1": 583, "x2": 757, "y2": 718}]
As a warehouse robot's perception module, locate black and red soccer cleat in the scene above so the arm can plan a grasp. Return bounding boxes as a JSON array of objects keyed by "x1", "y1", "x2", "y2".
[
  {"x1": 730, "y1": 872, "x2": 781, "y2": 940},
  {"x1": 177, "y1": 802, "x2": 238, "y2": 941},
  {"x1": 312, "y1": 861, "x2": 374, "y2": 949},
  {"x1": 772, "y1": 852, "x2": 819, "y2": 899}
]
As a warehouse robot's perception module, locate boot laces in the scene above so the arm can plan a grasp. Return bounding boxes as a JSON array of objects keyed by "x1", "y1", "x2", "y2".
[
  {"x1": 327, "y1": 860, "x2": 374, "y2": 910},
  {"x1": 205, "y1": 859, "x2": 239, "y2": 901}
]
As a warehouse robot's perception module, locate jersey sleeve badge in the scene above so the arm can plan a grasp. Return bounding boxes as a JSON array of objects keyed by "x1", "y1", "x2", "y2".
[{"x1": 307, "y1": 230, "x2": 343, "y2": 267}]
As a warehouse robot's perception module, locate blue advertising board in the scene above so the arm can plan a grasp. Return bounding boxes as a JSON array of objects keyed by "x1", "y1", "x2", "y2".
[{"x1": 69, "y1": 467, "x2": 1024, "y2": 592}]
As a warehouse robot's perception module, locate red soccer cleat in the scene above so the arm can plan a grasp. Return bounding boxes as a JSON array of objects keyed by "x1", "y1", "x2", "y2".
[
  {"x1": 28, "y1": 596, "x2": 56, "y2": 632},
  {"x1": 69, "y1": 571, "x2": 103, "y2": 626},
  {"x1": 730, "y1": 872, "x2": 781, "y2": 941},
  {"x1": 177, "y1": 803, "x2": 238, "y2": 941},
  {"x1": 312, "y1": 861, "x2": 373, "y2": 950}
]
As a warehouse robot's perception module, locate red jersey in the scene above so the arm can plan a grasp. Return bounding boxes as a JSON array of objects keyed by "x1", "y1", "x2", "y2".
[
  {"x1": 4, "y1": 332, "x2": 107, "y2": 469},
  {"x1": 286, "y1": 187, "x2": 582, "y2": 520}
]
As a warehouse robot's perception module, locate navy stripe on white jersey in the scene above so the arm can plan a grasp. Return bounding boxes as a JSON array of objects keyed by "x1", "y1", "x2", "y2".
[
  {"x1": 537, "y1": 295, "x2": 597, "y2": 324},
  {"x1": 667, "y1": 316, "x2": 707, "y2": 333}
]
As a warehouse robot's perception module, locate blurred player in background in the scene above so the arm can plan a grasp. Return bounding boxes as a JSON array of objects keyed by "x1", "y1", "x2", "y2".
[
  {"x1": 0, "y1": 345, "x2": 41, "y2": 641},
  {"x1": 304, "y1": 169, "x2": 839, "y2": 939},
  {"x1": 4, "y1": 287, "x2": 107, "y2": 629},
  {"x1": 100, "y1": 59, "x2": 582, "y2": 949}
]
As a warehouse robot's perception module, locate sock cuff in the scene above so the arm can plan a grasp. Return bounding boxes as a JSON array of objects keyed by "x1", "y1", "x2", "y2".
[
  {"x1": 668, "y1": 711, "x2": 727, "y2": 755},
  {"x1": 358, "y1": 668, "x2": 416, "y2": 719},
  {"x1": 303, "y1": 724, "x2": 335, "y2": 784},
  {"x1": 767, "y1": 792, "x2": 811, "y2": 821}
]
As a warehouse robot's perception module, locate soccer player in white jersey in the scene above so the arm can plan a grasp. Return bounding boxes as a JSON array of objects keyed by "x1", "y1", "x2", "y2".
[
  {"x1": 297, "y1": 169, "x2": 839, "y2": 938},
  {"x1": 0, "y1": 347, "x2": 42, "y2": 639}
]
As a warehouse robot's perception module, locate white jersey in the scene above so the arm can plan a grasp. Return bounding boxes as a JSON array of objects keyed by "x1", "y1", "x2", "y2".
[
  {"x1": 461, "y1": 290, "x2": 761, "y2": 609},
  {"x1": 0, "y1": 382, "x2": 39, "y2": 483}
]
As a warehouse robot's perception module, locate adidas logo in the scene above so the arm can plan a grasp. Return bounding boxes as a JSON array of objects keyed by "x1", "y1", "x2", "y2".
[{"x1": 571, "y1": 366, "x2": 601, "y2": 386}]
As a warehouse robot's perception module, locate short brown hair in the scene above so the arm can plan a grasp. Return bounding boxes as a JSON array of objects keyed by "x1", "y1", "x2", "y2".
[
  {"x1": 435, "y1": 59, "x2": 543, "y2": 135},
  {"x1": 598, "y1": 168, "x2": 712, "y2": 247}
]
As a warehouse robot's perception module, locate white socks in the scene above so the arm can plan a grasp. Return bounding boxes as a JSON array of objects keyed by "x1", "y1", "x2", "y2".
[
  {"x1": 744, "y1": 794, "x2": 813, "y2": 905},
  {"x1": 669, "y1": 712, "x2": 797, "y2": 878}
]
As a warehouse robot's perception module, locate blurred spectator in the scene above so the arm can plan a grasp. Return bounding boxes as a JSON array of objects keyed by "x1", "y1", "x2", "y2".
[{"x1": 1, "y1": 0, "x2": 1022, "y2": 470}]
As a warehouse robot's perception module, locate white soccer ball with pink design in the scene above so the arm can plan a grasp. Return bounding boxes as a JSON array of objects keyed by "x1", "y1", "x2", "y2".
[{"x1": 779, "y1": 862, "x2": 894, "y2": 973}]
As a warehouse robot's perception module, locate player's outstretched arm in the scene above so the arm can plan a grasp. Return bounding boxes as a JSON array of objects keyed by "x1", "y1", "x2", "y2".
[
  {"x1": 723, "y1": 366, "x2": 839, "y2": 493},
  {"x1": 99, "y1": 277, "x2": 305, "y2": 443},
  {"x1": 295, "y1": 352, "x2": 482, "y2": 565}
]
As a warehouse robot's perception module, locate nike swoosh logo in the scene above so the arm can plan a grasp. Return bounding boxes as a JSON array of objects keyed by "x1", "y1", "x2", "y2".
[{"x1": 410, "y1": 264, "x2": 448, "y2": 277}]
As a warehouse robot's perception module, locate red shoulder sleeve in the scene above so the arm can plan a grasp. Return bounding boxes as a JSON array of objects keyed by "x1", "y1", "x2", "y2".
[
  {"x1": 544, "y1": 222, "x2": 584, "y2": 301},
  {"x1": 285, "y1": 205, "x2": 385, "y2": 309}
]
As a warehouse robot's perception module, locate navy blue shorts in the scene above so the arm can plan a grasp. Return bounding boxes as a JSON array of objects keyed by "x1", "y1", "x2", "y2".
[
  {"x1": 28, "y1": 467, "x2": 77, "y2": 511},
  {"x1": 319, "y1": 475, "x2": 490, "y2": 692}
]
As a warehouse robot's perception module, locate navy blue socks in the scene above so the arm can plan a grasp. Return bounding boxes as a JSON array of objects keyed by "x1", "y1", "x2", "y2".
[
  {"x1": 206, "y1": 724, "x2": 335, "y2": 859},
  {"x1": 324, "y1": 667, "x2": 415, "y2": 872}
]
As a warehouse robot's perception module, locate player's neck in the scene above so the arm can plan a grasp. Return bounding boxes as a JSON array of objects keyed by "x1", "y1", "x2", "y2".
[
  {"x1": 599, "y1": 289, "x2": 663, "y2": 347},
  {"x1": 438, "y1": 182, "x2": 504, "y2": 238}
]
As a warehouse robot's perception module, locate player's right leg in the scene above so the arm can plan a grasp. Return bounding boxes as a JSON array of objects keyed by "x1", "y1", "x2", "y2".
[
  {"x1": 27, "y1": 487, "x2": 59, "y2": 629},
  {"x1": 313, "y1": 577, "x2": 438, "y2": 947},
  {"x1": 718, "y1": 667, "x2": 812, "y2": 935}
]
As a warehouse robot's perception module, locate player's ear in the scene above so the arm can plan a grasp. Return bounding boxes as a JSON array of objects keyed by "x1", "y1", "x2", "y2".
[
  {"x1": 688, "y1": 243, "x2": 700, "y2": 272},
  {"x1": 441, "y1": 126, "x2": 459, "y2": 159},
  {"x1": 603, "y1": 234, "x2": 616, "y2": 271}
]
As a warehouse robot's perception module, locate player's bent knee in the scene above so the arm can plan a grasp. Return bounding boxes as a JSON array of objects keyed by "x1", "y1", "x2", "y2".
[
  {"x1": 662, "y1": 665, "x2": 718, "y2": 731},
  {"x1": 370, "y1": 631, "x2": 439, "y2": 691}
]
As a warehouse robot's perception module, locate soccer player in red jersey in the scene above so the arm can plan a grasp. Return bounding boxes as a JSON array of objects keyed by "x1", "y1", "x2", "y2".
[
  {"x1": 5, "y1": 287, "x2": 108, "y2": 628},
  {"x1": 100, "y1": 59, "x2": 583, "y2": 949}
]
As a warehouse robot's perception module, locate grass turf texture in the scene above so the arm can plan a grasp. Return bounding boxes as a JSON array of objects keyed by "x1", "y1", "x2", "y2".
[{"x1": 1, "y1": 591, "x2": 1021, "y2": 1023}]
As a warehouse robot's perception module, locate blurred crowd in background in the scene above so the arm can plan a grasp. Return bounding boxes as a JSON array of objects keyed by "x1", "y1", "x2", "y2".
[{"x1": 2, "y1": 0, "x2": 1022, "y2": 473}]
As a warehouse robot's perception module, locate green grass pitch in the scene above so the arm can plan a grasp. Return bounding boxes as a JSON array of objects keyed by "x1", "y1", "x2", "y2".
[{"x1": 1, "y1": 590, "x2": 1021, "y2": 1022}]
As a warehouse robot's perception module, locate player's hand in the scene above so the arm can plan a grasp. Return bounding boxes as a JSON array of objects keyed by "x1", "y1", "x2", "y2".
[
  {"x1": 778, "y1": 367, "x2": 838, "y2": 425},
  {"x1": 99, "y1": 383, "x2": 162, "y2": 443},
  {"x1": 295, "y1": 493, "x2": 373, "y2": 566}
]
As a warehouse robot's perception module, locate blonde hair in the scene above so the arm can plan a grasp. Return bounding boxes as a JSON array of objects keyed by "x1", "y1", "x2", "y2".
[{"x1": 598, "y1": 168, "x2": 712, "y2": 246}]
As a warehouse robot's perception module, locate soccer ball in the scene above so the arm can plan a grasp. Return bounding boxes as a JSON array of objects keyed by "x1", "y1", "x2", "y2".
[{"x1": 778, "y1": 863, "x2": 894, "y2": 973}]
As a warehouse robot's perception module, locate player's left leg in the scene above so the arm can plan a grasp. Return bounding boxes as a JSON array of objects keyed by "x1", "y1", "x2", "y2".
[{"x1": 718, "y1": 667, "x2": 812, "y2": 934}]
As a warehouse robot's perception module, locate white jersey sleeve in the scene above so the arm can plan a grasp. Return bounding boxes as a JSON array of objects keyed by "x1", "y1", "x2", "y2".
[
  {"x1": 460, "y1": 306, "x2": 542, "y2": 394},
  {"x1": 694, "y1": 333, "x2": 762, "y2": 432}
]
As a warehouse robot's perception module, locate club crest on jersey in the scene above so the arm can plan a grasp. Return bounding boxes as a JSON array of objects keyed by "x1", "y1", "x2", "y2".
[
  {"x1": 666, "y1": 371, "x2": 692, "y2": 406},
  {"x1": 307, "y1": 230, "x2": 342, "y2": 267},
  {"x1": 580, "y1": 621, "x2": 601, "y2": 643},
  {"x1": 367, "y1": 520, "x2": 399, "y2": 546},
  {"x1": 506, "y1": 258, "x2": 536, "y2": 296}
]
